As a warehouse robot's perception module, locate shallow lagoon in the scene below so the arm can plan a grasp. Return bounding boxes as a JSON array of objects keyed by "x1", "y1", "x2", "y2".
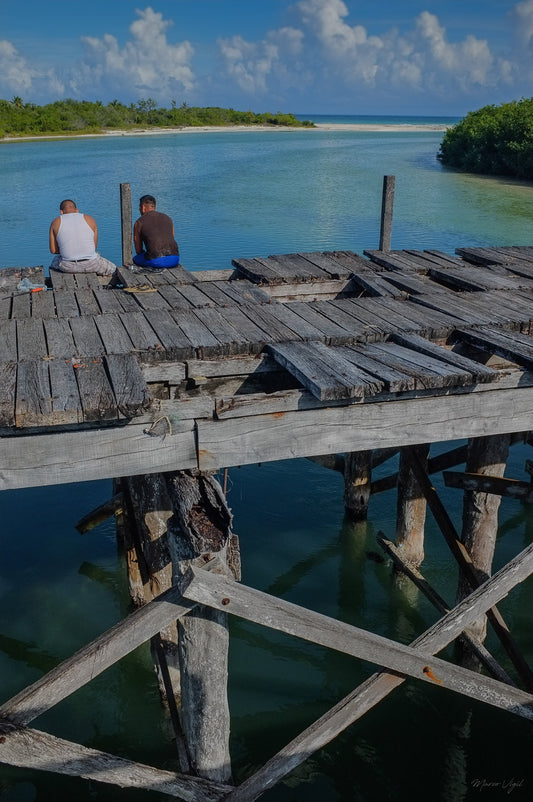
[{"x1": 1, "y1": 121, "x2": 533, "y2": 801}]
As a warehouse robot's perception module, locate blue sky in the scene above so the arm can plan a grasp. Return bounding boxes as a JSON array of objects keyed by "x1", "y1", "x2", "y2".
[{"x1": 1, "y1": 0, "x2": 532, "y2": 115}]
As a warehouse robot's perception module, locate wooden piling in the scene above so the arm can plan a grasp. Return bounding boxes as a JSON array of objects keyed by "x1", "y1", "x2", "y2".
[
  {"x1": 379, "y1": 175, "x2": 395, "y2": 252},
  {"x1": 456, "y1": 434, "x2": 511, "y2": 654},
  {"x1": 120, "y1": 182, "x2": 133, "y2": 266},
  {"x1": 166, "y1": 470, "x2": 240, "y2": 785},
  {"x1": 344, "y1": 450, "x2": 372, "y2": 520},
  {"x1": 394, "y1": 444, "x2": 429, "y2": 569}
]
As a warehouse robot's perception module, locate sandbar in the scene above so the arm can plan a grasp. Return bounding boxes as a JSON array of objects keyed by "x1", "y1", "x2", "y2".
[{"x1": 1, "y1": 122, "x2": 451, "y2": 143}]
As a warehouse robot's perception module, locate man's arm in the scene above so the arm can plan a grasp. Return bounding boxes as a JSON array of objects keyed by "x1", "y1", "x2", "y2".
[
  {"x1": 133, "y1": 219, "x2": 143, "y2": 255},
  {"x1": 84, "y1": 214, "x2": 98, "y2": 249},
  {"x1": 49, "y1": 218, "x2": 60, "y2": 254}
]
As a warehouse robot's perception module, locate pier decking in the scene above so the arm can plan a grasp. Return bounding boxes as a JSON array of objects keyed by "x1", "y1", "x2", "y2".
[
  {"x1": 3, "y1": 243, "x2": 533, "y2": 799},
  {"x1": 2, "y1": 245, "x2": 533, "y2": 489}
]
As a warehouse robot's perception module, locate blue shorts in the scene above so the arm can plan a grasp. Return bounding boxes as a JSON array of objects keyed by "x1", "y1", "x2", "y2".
[{"x1": 133, "y1": 252, "x2": 180, "y2": 269}]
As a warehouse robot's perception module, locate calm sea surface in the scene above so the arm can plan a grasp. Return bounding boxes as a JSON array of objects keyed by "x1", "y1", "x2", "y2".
[{"x1": 1, "y1": 116, "x2": 533, "y2": 801}]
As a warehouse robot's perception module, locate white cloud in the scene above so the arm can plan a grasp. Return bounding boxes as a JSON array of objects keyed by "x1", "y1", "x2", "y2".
[
  {"x1": 215, "y1": 0, "x2": 525, "y2": 107},
  {"x1": 73, "y1": 7, "x2": 195, "y2": 98},
  {"x1": 0, "y1": 40, "x2": 36, "y2": 96},
  {"x1": 218, "y1": 27, "x2": 305, "y2": 95},
  {"x1": 513, "y1": 0, "x2": 533, "y2": 47}
]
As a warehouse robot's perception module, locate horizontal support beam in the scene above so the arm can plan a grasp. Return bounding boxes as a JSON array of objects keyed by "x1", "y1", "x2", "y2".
[
  {"x1": 444, "y1": 470, "x2": 533, "y2": 501},
  {"x1": 197, "y1": 385, "x2": 533, "y2": 471},
  {"x1": 0, "y1": 724, "x2": 231, "y2": 801},
  {"x1": 181, "y1": 542, "x2": 533, "y2": 720}
]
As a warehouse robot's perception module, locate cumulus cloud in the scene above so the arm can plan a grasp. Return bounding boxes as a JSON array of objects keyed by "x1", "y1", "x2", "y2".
[
  {"x1": 0, "y1": 40, "x2": 37, "y2": 96},
  {"x1": 217, "y1": 0, "x2": 523, "y2": 105},
  {"x1": 73, "y1": 7, "x2": 195, "y2": 98},
  {"x1": 218, "y1": 26, "x2": 305, "y2": 94}
]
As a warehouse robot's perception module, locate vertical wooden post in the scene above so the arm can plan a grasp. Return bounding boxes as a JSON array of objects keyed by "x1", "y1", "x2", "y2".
[
  {"x1": 120, "y1": 182, "x2": 133, "y2": 266},
  {"x1": 166, "y1": 470, "x2": 239, "y2": 785},
  {"x1": 395, "y1": 444, "x2": 429, "y2": 569},
  {"x1": 344, "y1": 450, "x2": 372, "y2": 521},
  {"x1": 456, "y1": 434, "x2": 511, "y2": 658},
  {"x1": 379, "y1": 175, "x2": 395, "y2": 252}
]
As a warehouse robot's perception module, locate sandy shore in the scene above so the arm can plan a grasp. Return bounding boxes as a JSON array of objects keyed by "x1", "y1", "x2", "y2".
[{"x1": 1, "y1": 121, "x2": 452, "y2": 143}]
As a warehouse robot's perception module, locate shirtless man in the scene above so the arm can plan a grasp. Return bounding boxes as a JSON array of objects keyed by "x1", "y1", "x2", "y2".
[
  {"x1": 49, "y1": 199, "x2": 116, "y2": 276},
  {"x1": 133, "y1": 194, "x2": 180, "y2": 270}
]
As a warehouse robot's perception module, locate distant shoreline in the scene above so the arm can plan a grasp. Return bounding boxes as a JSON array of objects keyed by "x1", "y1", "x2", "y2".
[{"x1": 1, "y1": 122, "x2": 451, "y2": 143}]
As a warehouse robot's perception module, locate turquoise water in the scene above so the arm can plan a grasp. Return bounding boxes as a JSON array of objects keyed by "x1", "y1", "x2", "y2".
[{"x1": 1, "y1": 120, "x2": 533, "y2": 801}]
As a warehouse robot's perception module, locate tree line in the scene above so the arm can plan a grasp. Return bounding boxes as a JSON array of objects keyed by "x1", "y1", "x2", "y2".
[
  {"x1": 0, "y1": 97, "x2": 314, "y2": 137},
  {"x1": 438, "y1": 97, "x2": 533, "y2": 180}
]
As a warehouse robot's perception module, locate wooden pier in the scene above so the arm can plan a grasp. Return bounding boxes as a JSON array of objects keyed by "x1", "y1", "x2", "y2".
[{"x1": 2, "y1": 242, "x2": 533, "y2": 798}]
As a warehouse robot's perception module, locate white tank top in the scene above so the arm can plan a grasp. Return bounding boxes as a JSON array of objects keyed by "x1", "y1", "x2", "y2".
[{"x1": 57, "y1": 213, "x2": 96, "y2": 260}]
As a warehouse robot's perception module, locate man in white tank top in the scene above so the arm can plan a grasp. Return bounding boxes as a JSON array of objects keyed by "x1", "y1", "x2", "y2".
[{"x1": 49, "y1": 199, "x2": 116, "y2": 276}]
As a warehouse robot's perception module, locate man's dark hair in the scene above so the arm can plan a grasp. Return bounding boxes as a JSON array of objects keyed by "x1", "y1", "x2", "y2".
[
  {"x1": 139, "y1": 195, "x2": 156, "y2": 207},
  {"x1": 60, "y1": 199, "x2": 77, "y2": 211}
]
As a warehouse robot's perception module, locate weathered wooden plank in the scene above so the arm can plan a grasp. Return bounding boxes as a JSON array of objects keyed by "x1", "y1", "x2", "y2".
[
  {"x1": 157, "y1": 284, "x2": 196, "y2": 310},
  {"x1": 212, "y1": 280, "x2": 271, "y2": 306},
  {"x1": 0, "y1": 320, "x2": 17, "y2": 361},
  {"x1": 170, "y1": 309, "x2": 223, "y2": 358},
  {"x1": 444, "y1": 470, "x2": 533, "y2": 501},
  {"x1": 185, "y1": 354, "x2": 277, "y2": 378},
  {"x1": 268, "y1": 341, "x2": 384, "y2": 400},
  {"x1": 75, "y1": 289, "x2": 101, "y2": 316},
  {"x1": 223, "y1": 541, "x2": 533, "y2": 802},
  {"x1": 48, "y1": 358, "x2": 83, "y2": 425},
  {"x1": 339, "y1": 345, "x2": 418, "y2": 392},
  {"x1": 369, "y1": 341, "x2": 474, "y2": 388},
  {"x1": 69, "y1": 316, "x2": 106, "y2": 356},
  {"x1": 262, "y1": 302, "x2": 325, "y2": 341},
  {"x1": 48, "y1": 270, "x2": 77, "y2": 290},
  {"x1": 173, "y1": 283, "x2": 217, "y2": 308},
  {"x1": 11, "y1": 292, "x2": 32, "y2": 320},
  {"x1": 53, "y1": 289, "x2": 80, "y2": 319},
  {"x1": 94, "y1": 287, "x2": 131, "y2": 315},
  {"x1": 193, "y1": 307, "x2": 251, "y2": 356},
  {"x1": 142, "y1": 309, "x2": 196, "y2": 360},
  {"x1": 456, "y1": 327, "x2": 533, "y2": 369},
  {"x1": 299, "y1": 251, "x2": 354, "y2": 278},
  {"x1": 0, "y1": 362, "x2": 16, "y2": 427},
  {"x1": 196, "y1": 384, "x2": 533, "y2": 471},
  {"x1": 104, "y1": 354, "x2": 151, "y2": 417},
  {"x1": 391, "y1": 332, "x2": 497, "y2": 383},
  {"x1": 162, "y1": 265, "x2": 198, "y2": 285},
  {"x1": 0, "y1": 418, "x2": 197, "y2": 489},
  {"x1": 181, "y1": 563, "x2": 533, "y2": 719},
  {"x1": 236, "y1": 304, "x2": 302, "y2": 344},
  {"x1": 125, "y1": 287, "x2": 172, "y2": 311},
  {"x1": 118, "y1": 311, "x2": 165, "y2": 361},
  {"x1": 73, "y1": 357, "x2": 118, "y2": 421},
  {"x1": 330, "y1": 299, "x2": 392, "y2": 340},
  {"x1": 0, "y1": 725, "x2": 231, "y2": 801},
  {"x1": 30, "y1": 289, "x2": 56, "y2": 319},
  {"x1": 231, "y1": 257, "x2": 286, "y2": 285},
  {"x1": 0, "y1": 294, "x2": 12, "y2": 320},
  {"x1": 313, "y1": 300, "x2": 378, "y2": 340},
  {"x1": 191, "y1": 281, "x2": 237, "y2": 307},
  {"x1": 269, "y1": 253, "x2": 331, "y2": 282},
  {"x1": 216, "y1": 306, "x2": 273, "y2": 351},
  {"x1": 16, "y1": 318, "x2": 48, "y2": 361},
  {"x1": 94, "y1": 313, "x2": 134, "y2": 355},
  {"x1": 15, "y1": 360, "x2": 52, "y2": 428},
  {"x1": 286, "y1": 301, "x2": 354, "y2": 345}
]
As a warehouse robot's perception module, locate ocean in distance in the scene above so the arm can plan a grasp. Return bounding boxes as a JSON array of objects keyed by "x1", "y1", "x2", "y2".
[{"x1": 1, "y1": 117, "x2": 533, "y2": 801}]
